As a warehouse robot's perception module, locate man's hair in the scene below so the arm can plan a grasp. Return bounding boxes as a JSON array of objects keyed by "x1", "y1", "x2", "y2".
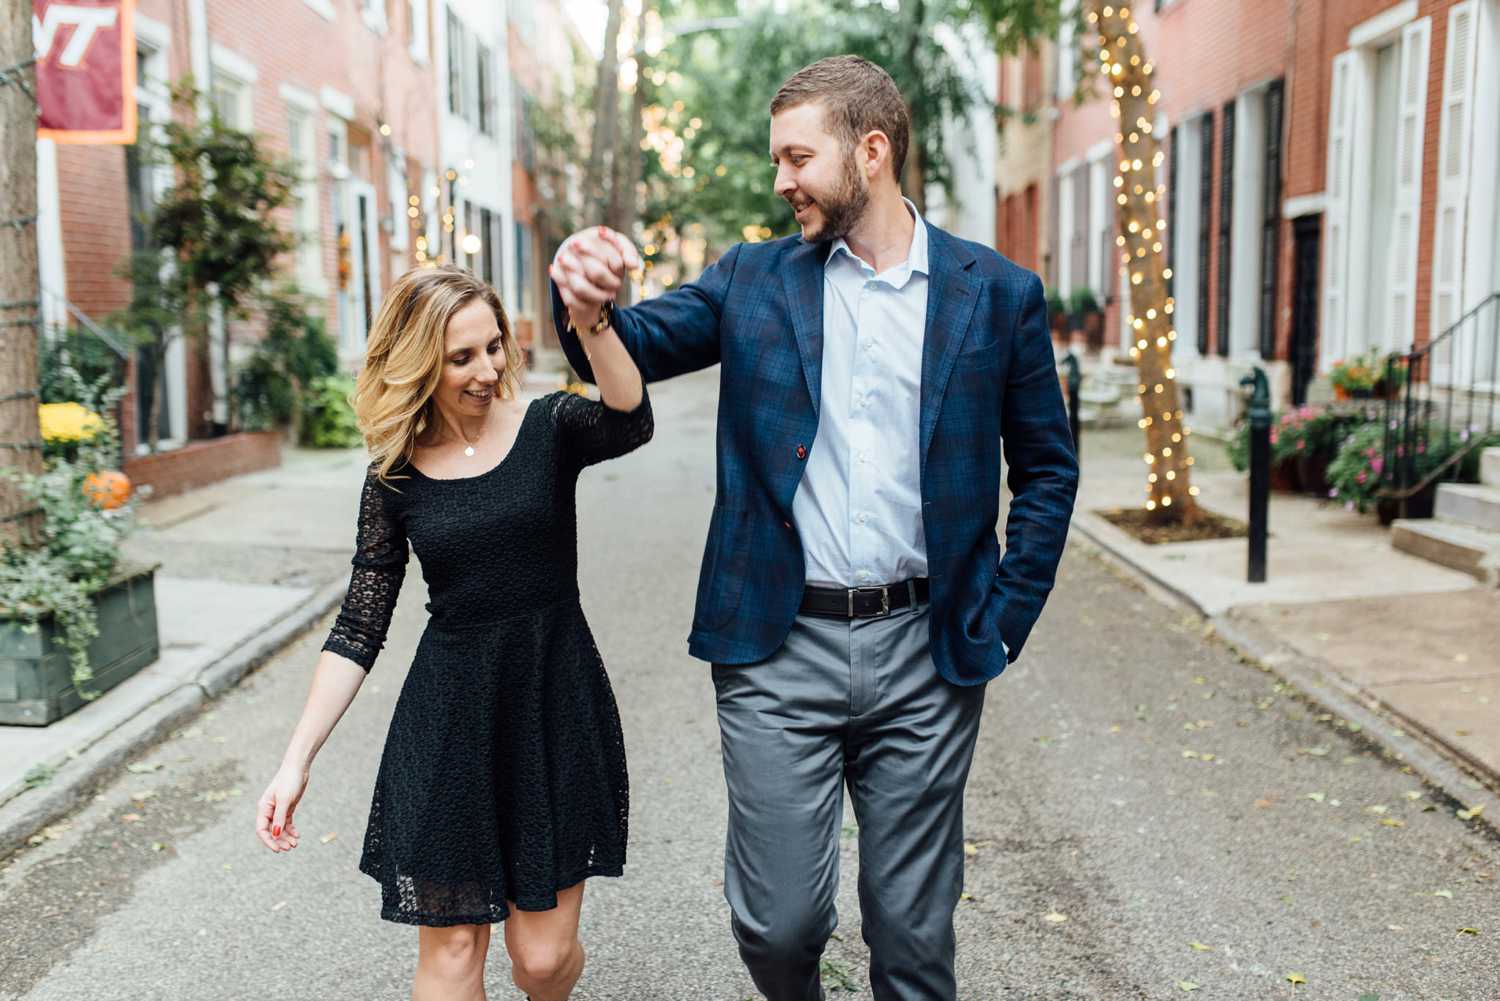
[{"x1": 770, "y1": 55, "x2": 910, "y2": 182}]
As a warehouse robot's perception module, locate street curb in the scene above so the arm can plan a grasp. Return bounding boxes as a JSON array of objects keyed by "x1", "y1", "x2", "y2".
[
  {"x1": 1067, "y1": 514, "x2": 1498, "y2": 836},
  {"x1": 0, "y1": 579, "x2": 348, "y2": 862}
]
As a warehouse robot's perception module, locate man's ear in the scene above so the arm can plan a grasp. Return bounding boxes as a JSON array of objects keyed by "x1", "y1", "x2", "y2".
[{"x1": 861, "y1": 130, "x2": 892, "y2": 181}]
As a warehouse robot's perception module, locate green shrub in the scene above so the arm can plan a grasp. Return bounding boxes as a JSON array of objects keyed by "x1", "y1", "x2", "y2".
[
  {"x1": 1326, "y1": 422, "x2": 1386, "y2": 511},
  {"x1": 235, "y1": 290, "x2": 340, "y2": 433},
  {"x1": 300, "y1": 375, "x2": 363, "y2": 449}
]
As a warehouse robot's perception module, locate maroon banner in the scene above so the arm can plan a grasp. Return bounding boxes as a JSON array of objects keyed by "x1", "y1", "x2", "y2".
[{"x1": 34, "y1": 0, "x2": 136, "y2": 144}]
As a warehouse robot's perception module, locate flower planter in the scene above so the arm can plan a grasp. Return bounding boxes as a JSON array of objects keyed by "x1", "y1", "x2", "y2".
[
  {"x1": 1270, "y1": 459, "x2": 1302, "y2": 493},
  {"x1": 1377, "y1": 483, "x2": 1438, "y2": 526},
  {"x1": 0, "y1": 562, "x2": 161, "y2": 726},
  {"x1": 1296, "y1": 452, "x2": 1332, "y2": 497}
]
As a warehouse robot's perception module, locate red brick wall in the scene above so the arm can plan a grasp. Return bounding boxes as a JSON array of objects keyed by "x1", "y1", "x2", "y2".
[
  {"x1": 1051, "y1": 0, "x2": 1464, "y2": 367},
  {"x1": 124, "y1": 430, "x2": 281, "y2": 500}
]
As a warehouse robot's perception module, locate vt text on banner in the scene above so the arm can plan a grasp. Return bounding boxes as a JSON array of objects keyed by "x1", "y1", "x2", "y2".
[{"x1": 34, "y1": 0, "x2": 137, "y2": 144}]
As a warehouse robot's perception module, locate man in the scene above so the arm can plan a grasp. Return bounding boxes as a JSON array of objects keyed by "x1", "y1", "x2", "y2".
[{"x1": 550, "y1": 55, "x2": 1078, "y2": 1001}]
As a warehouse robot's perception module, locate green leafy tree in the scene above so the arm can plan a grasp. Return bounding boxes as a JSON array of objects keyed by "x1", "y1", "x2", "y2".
[{"x1": 138, "y1": 80, "x2": 297, "y2": 438}]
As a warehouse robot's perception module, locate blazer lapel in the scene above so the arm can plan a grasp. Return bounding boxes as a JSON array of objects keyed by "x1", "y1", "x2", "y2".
[
  {"x1": 781, "y1": 239, "x2": 825, "y2": 418},
  {"x1": 919, "y1": 228, "x2": 980, "y2": 476}
]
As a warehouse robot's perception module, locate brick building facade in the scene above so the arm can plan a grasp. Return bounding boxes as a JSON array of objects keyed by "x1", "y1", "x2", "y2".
[{"x1": 1041, "y1": 0, "x2": 1500, "y2": 428}]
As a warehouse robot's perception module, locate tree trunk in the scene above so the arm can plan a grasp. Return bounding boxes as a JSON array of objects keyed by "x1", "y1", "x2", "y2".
[
  {"x1": 901, "y1": 0, "x2": 927, "y2": 215},
  {"x1": 1086, "y1": 1, "x2": 1200, "y2": 524},
  {"x1": 0, "y1": 0, "x2": 43, "y2": 542},
  {"x1": 585, "y1": 0, "x2": 624, "y2": 224}
]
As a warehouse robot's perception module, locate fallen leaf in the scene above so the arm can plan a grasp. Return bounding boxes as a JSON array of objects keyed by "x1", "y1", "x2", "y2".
[
  {"x1": 959, "y1": 891, "x2": 974, "y2": 902},
  {"x1": 1457, "y1": 804, "x2": 1486, "y2": 821},
  {"x1": 1176, "y1": 981, "x2": 1200, "y2": 992},
  {"x1": 1187, "y1": 941, "x2": 1213, "y2": 952},
  {"x1": 271, "y1": 900, "x2": 288, "y2": 912},
  {"x1": 149, "y1": 841, "x2": 167, "y2": 852},
  {"x1": 1366, "y1": 804, "x2": 1389, "y2": 814},
  {"x1": 1458, "y1": 927, "x2": 1479, "y2": 935},
  {"x1": 1043, "y1": 912, "x2": 1068, "y2": 924},
  {"x1": 1306, "y1": 793, "x2": 1326, "y2": 803},
  {"x1": 1299, "y1": 746, "x2": 1331, "y2": 757},
  {"x1": 125, "y1": 762, "x2": 162, "y2": 774},
  {"x1": 1404, "y1": 791, "x2": 1423, "y2": 801},
  {"x1": 1380, "y1": 818, "x2": 1405, "y2": 828},
  {"x1": 1254, "y1": 798, "x2": 1276, "y2": 809},
  {"x1": 1433, "y1": 889, "x2": 1454, "y2": 899},
  {"x1": 320, "y1": 832, "x2": 338, "y2": 845},
  {"x1": 1287, "y1": 972, "x2": 1307, "y2": 985}
]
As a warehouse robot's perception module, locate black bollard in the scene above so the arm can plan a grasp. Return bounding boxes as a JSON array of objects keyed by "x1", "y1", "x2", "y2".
[
  {"x1": 1062, "y1": 352, "x2": 1082, "y2": 463},
  {"x1": 1239, "y1": 367, "x2": 1271, "y2": 583}
]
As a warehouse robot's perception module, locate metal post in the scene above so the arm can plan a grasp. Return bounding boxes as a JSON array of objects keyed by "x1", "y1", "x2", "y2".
[
  {"x1": 1240, "y1": 367, "x2": 1271, "y2": 583},
  {"x1": 1062, "y1": 351, "x2": 1082, "y2": 463}
]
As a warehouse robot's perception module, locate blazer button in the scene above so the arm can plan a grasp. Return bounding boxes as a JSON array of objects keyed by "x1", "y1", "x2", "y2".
[
  {"x1": 796, "y1": 444, "x2": 808, "y2": 460},
  {"x1": 782, "y1": 519, "x2": 792, "y2": 529}
]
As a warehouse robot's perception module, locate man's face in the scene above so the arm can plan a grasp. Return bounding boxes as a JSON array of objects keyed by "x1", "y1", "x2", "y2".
[{"x1": 770, "y1": 102, "x2": 870, "y2": 243}]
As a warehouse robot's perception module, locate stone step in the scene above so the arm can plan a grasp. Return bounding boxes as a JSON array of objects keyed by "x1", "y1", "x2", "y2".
[
  {"x1": 1482, "y1": 447, "x2": 1500, "y2": 488},
  {"x1": 1390, "y1": 518, "x2": 1500, "y2": 586},
  {"x1": 1434, "y1": 482, "x2": 1500, "y2": 532}
]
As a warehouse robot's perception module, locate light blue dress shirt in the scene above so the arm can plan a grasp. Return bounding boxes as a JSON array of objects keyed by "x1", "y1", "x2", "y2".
[{"x1": 793, "y1": 199, "x2": 931, "y2": 590}]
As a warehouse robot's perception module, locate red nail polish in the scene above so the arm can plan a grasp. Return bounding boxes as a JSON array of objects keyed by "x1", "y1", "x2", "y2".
[{"x1": 272, "y1": 825, "x2": 281, "y2": 837}]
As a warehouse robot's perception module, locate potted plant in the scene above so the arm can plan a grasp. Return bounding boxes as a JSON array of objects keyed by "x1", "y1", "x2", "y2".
[
  {"x1": 1373, "y1": 353, "x2": 1409, "y2": 401},
  {"x1": 1227, "y1": 414, "x2": 1301, "y2": 492},
  {"x1": 1067, "y1": 287, "x2": 1104, "y2": 352},
  {"x1": 1330, "y1": 353, "x2": 1379, "y2": 400},
  {"x1": 1047, "y1": 291, "x2": 1068, "y2": 344},
  {"x1": 1, "y1": 367, "x2": 159, "y2": 726}
]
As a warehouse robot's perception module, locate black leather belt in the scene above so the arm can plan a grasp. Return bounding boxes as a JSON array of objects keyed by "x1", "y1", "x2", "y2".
[{"x1": 799, "y1": 577, "x2": 930, "y2": 620}]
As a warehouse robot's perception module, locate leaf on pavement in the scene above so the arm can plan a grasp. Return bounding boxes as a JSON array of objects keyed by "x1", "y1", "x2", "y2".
[
  {"x1": 1457, "y1": 804, "x2": 1486, "y2": 821},
  {"x1": 1433, "y1": 889, "x2": 1454, "y2": 899},
  {"x1": 1380, "y1": 818, "x2": 1405, "y2": 828},
  {"x1": 126, "y1": 762, "x2": 162, "y2": 774},
  {"x1": 1366, "y1": 804, "x2": 1389, "y2": 814},
  {"x1": 1187, "y1": 941, "x2": 1213, "y2": 952},
  {"x1": 1286, "y1": 972, "x2": 1307, "y2": 985},
  {"x1": 320, "y1": 832, "x2": 338, "y2": 844},
  {"x1": 1305, "y1": 793, "x2": 1326, "y2": 803},
  {"x1": 1298, "y1": 746, "x2": 1330, "y2": 757},
  {"x1": 271, "y1": 900, "x2": 288, "y2": 912},
  {"x1": 1043, "y1": 912, "x2": 1068, "y2": 924},
  {"x1": 1176, "y1": 980, "x2": 1200, "y2": 992},
  {"x1": 1458, "y1": 927, "x2": 1479, "y2": 936}
]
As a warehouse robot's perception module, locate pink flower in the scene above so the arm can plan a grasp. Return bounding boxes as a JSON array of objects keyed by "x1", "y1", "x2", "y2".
[
  {"x1": 1371, "y1": 457, "x2": 1383, "y2": 474},
  {"x1": 1296, "y1": 440, "x2": 1306, "y2": 450},
  {"x1": 1270, "y1": 430, "x2": 1279, "y2": 444},
  {"x1": 1356, "y1": 472, "x2": 1368, "y2": 484}
]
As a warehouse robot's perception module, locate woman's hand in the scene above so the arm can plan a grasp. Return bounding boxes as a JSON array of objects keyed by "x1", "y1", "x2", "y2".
[
  {"x1": 551, "y1": 225, "x2": 641, "y2": 329},
  {"x1": 255, "y1": 763, "x2": 308, "y2": 853}
]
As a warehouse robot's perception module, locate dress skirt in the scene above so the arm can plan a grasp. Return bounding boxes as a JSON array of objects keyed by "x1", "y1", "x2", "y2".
[{"x1": 357, "y1": 595, "x2": 629, "y2": 927}]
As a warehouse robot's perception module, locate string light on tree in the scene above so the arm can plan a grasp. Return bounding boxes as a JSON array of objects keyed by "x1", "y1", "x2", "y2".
[{"x1": 1088, "y1": 0, "x2": 1201, "y2": 525}]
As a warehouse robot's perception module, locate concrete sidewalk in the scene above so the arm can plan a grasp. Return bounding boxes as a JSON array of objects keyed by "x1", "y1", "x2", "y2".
[
  {"x1": 0, "y1": 370, "x2": 566, "y2": 858},
  {"x1": 1070, "y1": 426, "x2": 1498, "y2": 818}
]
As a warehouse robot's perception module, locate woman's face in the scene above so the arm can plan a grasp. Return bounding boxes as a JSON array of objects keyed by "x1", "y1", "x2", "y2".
[{"x1": 432, "y1": 299, "x2": 504, "y2": 425}]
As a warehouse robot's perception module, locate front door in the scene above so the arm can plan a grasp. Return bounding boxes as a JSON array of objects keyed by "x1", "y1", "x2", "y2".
[{"x1": 1290, "y1": 214, "x2": 1321, "y2": 406}]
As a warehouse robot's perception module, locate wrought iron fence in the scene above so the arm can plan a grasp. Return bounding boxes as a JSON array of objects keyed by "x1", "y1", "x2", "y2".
[{"x1": 1380, "y1": 293, "x2": 1500, "y2": 518}]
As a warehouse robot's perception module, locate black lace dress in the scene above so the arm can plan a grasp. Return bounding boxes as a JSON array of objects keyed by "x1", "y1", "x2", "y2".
[{"x1": 322, "y1": 389, "x2": 653, "y2": 927}]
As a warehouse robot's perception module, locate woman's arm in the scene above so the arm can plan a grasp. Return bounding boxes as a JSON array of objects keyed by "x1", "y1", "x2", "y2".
[
  {"x1": 256, "y1": 651, "x2": 365, "y2": 852},
  {"x1": 576, "y1": 320, "x2": 643, "y2": 412}
]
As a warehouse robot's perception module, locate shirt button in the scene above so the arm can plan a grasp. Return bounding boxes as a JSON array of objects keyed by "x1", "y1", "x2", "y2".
[
  {"x1": 795, "y1": 444, "x2": 808, "y2": 460},
  {"x1": 856, "y1": 512, "x2": 869, "y2": 525},
  {"x1": 782, "y1": 519, "x2": 792, "y2": 530}
]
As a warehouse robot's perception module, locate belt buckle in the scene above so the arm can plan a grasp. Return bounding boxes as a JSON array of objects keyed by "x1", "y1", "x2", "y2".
[{"x1": 847, "y1": 585, "x2": 891, "y2": 619}]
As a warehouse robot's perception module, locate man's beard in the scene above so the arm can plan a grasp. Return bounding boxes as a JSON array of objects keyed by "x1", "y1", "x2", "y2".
[{"x1": 795, "y1": 150, "x2": 869, "y2": 243}]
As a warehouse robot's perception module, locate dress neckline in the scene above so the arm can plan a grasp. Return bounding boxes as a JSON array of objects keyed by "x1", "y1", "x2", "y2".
[{"x1": 405, "y1": 397, "x2": 538, "y2": 482}]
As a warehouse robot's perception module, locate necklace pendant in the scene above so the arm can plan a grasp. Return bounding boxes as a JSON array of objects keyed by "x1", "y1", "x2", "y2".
[{"x1": 464, "y1": 446, "x2": 475, "y2": 457}]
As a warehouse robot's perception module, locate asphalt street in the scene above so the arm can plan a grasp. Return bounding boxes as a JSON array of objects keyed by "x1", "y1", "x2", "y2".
[{"x1": 2, "y1": 369, "x2": 1497, "y2": 1000}]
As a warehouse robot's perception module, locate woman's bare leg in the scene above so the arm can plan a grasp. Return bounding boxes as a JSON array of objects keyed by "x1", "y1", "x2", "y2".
[
  {"x1": 503, "y1": 881, "x2": 587, "y2": 1001},
  {"x1": 413, "y1": 922, "x2": 491, "y2": 1001}
]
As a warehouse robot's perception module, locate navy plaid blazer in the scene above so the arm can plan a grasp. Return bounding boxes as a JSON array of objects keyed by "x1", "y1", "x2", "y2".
[{"x1": 550, "y1": 224, "x2": 1078, "y2": 685}]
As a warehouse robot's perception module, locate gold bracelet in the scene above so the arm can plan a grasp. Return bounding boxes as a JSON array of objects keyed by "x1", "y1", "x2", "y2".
[{"x1": 569, "y1": 301, "x2": 614, "y2": 337}]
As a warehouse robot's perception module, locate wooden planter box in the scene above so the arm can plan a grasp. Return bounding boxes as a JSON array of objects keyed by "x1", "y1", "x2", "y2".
[{"x1": 0, "y1": 562, "x2": 161, "y2": 726}]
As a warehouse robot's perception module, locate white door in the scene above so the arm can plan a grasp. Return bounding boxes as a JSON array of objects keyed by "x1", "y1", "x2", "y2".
[
  {"x1": 1383, "y1": 18, "x2": 1432, "y2": 355},
  {"x1": 341, "y1": 180, "x2": 383, "y2": 353}
]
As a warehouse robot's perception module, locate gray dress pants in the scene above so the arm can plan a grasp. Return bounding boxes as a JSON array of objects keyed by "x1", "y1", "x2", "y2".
[{"x1": 711, "y1": 603, "x2": 986, "y2": 1001}]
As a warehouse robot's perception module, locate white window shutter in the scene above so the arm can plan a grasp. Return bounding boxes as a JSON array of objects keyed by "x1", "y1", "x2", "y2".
[
  {"x1": 1322, "y1": 51, "x2": 1356, "y2": 367},
  {"x1": 1386, "y1": 18, "x2": 1431, "y2": 353},
  {"x1": 1431, "y1": 2, "x2": 1476, "y2": 358}
]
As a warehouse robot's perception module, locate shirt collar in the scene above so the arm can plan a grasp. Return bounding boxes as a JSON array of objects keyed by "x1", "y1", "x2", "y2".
[{"x1": 828, "y1": 197, "x2": 929, "y2": 287}]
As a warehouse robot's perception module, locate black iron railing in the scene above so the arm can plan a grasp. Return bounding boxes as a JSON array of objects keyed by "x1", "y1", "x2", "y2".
[{"x1": 1380, "y1": 293, "x2": 1500, "y2": 517}]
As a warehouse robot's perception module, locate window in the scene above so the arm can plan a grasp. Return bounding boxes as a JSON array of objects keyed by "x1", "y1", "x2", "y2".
[
  {"x1": 514, "y1": 221, "x2": 531, "y2": 315},
  {"x1": 1258, "y1": 80, "x2": 1285, "y2": 359},
  {"x1": 476, "y1": 42, "x2": 493, "y2": 135},
  {"x1": 1215, "y1": 101, "x2": 1234, "y2": 357},
  {"x1": 1056, "y1": 0, "x2": 1076, "y2": 100},
  {"x1": 480, "y1": 207, "x2": 495, "y2": 286},
  {"x1": 388, "y1": 157, "x2": 409, "y2": 253},
  {"x1": 407, "y1": 0, "x2": 429, "y2": 62},
  {"x1": 361, "y1": 0, "x2": 388, "y2": 33},
  {"x1": 1196, "y1": 113, "x2": 1214, "y2": 355},
  {"x1": 288, "y1": 107, "x2": 323, "y2": 290},
  {"x1": 212, "y1": 76, "x2": 250, "y2": 130},
  {"x1": 465, "y1": 201, "x2": 478, "y2": 268},
  {"x1": 446, "y1": 6, "x2": 464, "y2": 117}
]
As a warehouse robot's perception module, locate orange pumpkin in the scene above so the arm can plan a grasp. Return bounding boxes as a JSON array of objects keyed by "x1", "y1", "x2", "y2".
[{"x1": 82, "y1": 470, "x2": 132, "y2": 510}]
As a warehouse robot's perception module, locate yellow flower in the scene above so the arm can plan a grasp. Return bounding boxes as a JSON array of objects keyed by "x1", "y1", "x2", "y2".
[{"x1": 38, "y1": 402, "x2": 104, "y2": 443}]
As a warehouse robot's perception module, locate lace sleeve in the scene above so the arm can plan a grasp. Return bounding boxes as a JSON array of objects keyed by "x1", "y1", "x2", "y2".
[
  {"x1": 323, "y1": 468, "x2": 409, "y2": 671},
  {"x1": 547, "y1": 386, "x2": 654, "y2": 468}
]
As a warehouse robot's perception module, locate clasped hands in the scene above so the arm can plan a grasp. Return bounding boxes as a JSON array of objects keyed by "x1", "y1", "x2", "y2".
[{"x1": 549, "y1": 225, "x2": 642, "y2": 333}]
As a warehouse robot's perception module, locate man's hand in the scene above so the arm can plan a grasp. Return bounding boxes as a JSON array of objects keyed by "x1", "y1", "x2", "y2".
[{"x1": 550, "y1": 225, "x2": 642, "y2": 331}]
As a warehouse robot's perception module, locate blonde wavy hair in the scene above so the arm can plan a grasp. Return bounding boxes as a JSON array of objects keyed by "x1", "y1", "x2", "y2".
[{"x1": 354, "y1": 265, "x2": 524, "y2": 482}]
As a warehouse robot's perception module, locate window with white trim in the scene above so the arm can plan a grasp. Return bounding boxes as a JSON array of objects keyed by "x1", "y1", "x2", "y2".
[
  {"x1": 408, "y1": 0, "x2": 429, "y2": 63},
  {"x1": 288, "y1": 107, "x2": 324, "y2": 291}
]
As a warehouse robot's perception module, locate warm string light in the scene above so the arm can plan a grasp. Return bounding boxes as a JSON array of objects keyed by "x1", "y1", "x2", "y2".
[{"x1": 1093, "y1": 1, "x2": 1196, "y2": 515}]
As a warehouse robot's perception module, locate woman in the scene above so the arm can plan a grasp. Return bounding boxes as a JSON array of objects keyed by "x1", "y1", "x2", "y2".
[{"x1": 255, "y1": 243, "x2": 649, "y2": 1001}]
